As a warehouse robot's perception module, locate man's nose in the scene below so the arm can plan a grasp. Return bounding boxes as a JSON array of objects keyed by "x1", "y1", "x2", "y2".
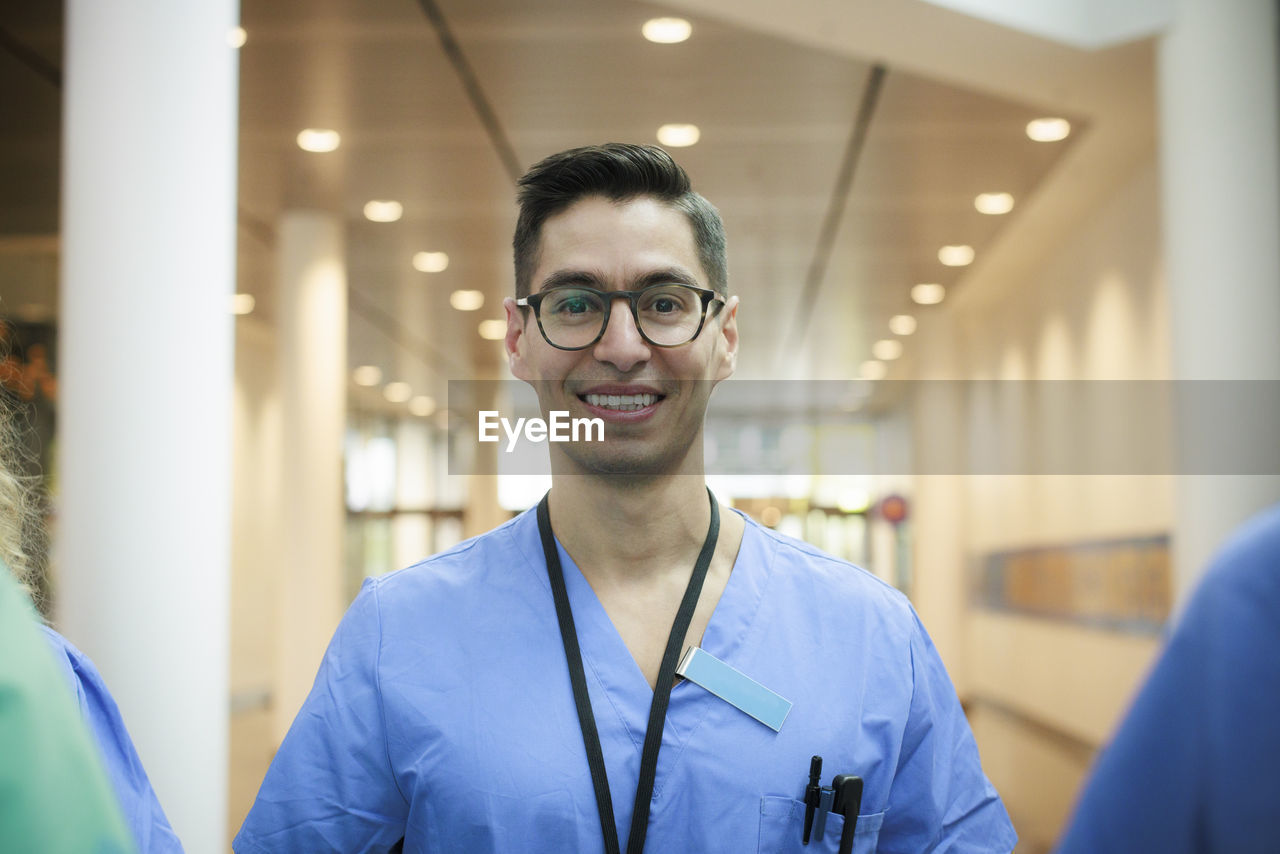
[{"x1": 591, "y1": 297, "x2": 651, "y2": 372}]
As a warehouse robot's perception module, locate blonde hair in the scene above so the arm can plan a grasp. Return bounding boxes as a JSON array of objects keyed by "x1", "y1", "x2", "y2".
[{"x1": 0, "y1": 358, "x2": 49, "y2": 613}]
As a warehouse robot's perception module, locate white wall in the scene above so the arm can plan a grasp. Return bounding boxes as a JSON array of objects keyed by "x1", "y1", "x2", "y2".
[{"x1": 910, "y1": 158, "x2": 1171, "y2": 851}]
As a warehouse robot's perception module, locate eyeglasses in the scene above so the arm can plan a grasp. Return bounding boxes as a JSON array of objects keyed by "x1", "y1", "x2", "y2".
[{"x1": 516, "y1": 283, "x2": 726, "y2": 351}]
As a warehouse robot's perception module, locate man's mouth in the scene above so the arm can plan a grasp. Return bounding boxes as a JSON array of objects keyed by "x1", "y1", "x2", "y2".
[{"x1": 580, "y1": 392, "x2": 661, "y2": 411}]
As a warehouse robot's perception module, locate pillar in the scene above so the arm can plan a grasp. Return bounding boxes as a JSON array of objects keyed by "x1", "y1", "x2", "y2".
[
  {"x1": 274, "y1": 211, "x2": 347, "y2": 741},
  {"x1": 1158, "y1": 0, "x2": 1280, "y2": 600},
  {"x1": 58, "y1": 2, "x2": 240, "y2": 851}
]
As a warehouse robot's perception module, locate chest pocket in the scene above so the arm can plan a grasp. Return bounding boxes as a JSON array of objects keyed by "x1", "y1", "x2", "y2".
[{"x1": 757, "y1": 795, "x2": 885, "y2": 854}]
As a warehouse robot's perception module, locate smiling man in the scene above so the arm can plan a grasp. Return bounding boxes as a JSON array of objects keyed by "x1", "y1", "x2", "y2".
[{"x1": 235, "y1": 144, "x2": 1015, "y2": 853}]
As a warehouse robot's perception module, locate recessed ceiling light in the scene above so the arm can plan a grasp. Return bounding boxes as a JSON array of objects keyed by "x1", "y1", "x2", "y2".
[
  {"x1": 229, "y1": 293, "x2": 255, "y2": 315},
  {"x1": 974, "y1": 192, "x2": 1015, "y2": 215},
  {"x1": 353, "y1": 365, "x2": 383, "y2": 387},
  {"x1": 1026, "y1": 117, "x2": 1071, "y2": 142},
  {"x1": 859, "y1": 360, "x2": 887, "y2": 381},
  {"x1": 642, "y1": 17, "x2": 692, "y2": 44},
  {"x1": 296, "y1": 128, "x2": 340, "y2": 152},
  {"x1": 938, "y1": 245, "x2": 975, "y2": 266},
  {"x1": 228, "y1": 27, "x2": 247, "y2": 49},
  {"x1": 657, "y1": 124, "x2": 700, "y2": 147},
  {"x1": 409, "y1": 395, "x2": 437, "y2": 417},
  {"x1": 888, "y1": 314, "x2": 917, "y2": 336},
  {"x1": 872, "y1": 339, "x2": 904, "y2": 361},
  {"x1": 450, "y1": 289, "x2": 485, "y2": 311},
  {"x1": 912, "y1": 283, "x2": 946, "y2": 305},
  {"x1": 383, "y1": 381, "x2": 412, "y2": 403},
  {"x1": 412, "y1": 251, "x2": 449, "y2": 273},
  {"x1": 477, "y1": 319, "x2": 507, "y2": 340},
  {"x1": 363, "y1": 200, "x2": 403, "y2": 222}
]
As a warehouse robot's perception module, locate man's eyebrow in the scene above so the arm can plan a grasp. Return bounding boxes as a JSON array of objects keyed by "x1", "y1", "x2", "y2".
[
  {"x1": 633, "y1": 268, "x2": 701, "y2": 289},
  {"x1": 537, "y1": 270, "x2": 607, "y2": 291},
  {"x1": 535, "y1": 267, "x2": 704, "y2": 292}
]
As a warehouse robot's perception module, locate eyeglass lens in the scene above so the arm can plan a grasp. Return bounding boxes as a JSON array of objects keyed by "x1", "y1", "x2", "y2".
[{"x1": 538, "y1": 285, "x2": 706, "y2": 348}]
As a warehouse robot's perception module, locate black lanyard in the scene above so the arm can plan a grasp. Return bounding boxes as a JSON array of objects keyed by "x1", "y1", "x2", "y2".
[{"x1": 536, "y1": 490, "x2": 720, "y2": 854}]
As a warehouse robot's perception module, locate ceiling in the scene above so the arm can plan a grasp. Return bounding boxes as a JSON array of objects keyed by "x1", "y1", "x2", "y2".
[{"x1": 1, "y1": 0, "x2": 1155, "y2": 413}]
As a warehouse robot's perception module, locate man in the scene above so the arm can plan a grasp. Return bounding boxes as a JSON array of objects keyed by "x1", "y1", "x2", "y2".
[
  {"x1": 236, "y1": 143, "x2": 1015, "y2": 852},
  {"x1": 1056, "y1": 504, "x2": 1280, "y2": 853}
]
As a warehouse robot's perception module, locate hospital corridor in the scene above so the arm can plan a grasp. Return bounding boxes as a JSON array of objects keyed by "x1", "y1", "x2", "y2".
[{"x1": 1, "y1": 0, "x2": 1278, "y2": 851}]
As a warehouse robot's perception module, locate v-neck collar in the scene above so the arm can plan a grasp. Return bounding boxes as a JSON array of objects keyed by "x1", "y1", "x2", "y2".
[{"x1": 513, "y1": 508, "x2": 773, "y2": 748}]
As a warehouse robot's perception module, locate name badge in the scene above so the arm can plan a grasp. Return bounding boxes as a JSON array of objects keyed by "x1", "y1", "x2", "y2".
[{"x1": 676, "y1": 647, "x2": 792, "y2": 732}]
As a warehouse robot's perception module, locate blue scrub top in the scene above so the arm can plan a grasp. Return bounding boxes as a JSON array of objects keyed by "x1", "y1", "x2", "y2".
[
  {"x1": 42, "y1": 627, "x2": 185, "y2": 854},
  {"x1": 237, "y1": 508, "x2": 1015, "y2": 853},
  {"x1": 1056, "y1": 505, "x2": 1280, "y2": 854}
]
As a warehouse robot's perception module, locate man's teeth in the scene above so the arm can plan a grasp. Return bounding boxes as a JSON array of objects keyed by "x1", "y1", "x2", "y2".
[{"x1": 584, "y1": 393, "x2": 657, "y2": 411}]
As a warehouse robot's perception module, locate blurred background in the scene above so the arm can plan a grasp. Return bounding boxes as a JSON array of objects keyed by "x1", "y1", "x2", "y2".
[{"x1": 2, "y1": 0, "x2": 1277, "y2": 851}]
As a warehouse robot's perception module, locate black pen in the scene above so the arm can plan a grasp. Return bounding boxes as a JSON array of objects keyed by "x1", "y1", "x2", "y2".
[{"x1": 802, "y1": 755, "x2": 822, "y2": 844}]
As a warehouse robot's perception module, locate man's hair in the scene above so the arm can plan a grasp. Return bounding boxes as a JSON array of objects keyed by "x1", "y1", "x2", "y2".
[{"x1": 513, "y1": 143, "x2": 727, "y2": 298}]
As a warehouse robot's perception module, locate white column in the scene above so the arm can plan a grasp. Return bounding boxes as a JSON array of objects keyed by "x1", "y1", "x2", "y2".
[
  {"x1": 464, "y1": 378, "x2": 506, "y2": 538},
  {"x1": 58, "y1": 3, "x2": 239, "y2": 852},
  {"x1": 1158, "y1": 0, "x2": 1280, "y2": 600},
  {"x1": 274, "y1": 211, "x2": 347, "y2": 742}
]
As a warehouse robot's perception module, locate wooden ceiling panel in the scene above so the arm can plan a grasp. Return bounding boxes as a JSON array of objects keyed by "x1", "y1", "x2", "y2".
[{"x1": 0, "y1": 0, "x2": 1087, "y2": 394}]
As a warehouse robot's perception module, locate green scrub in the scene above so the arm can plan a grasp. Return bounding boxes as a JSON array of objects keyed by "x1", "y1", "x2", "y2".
[{"x1": 0, "y1": 566, "x2": 136, "y2": 853}]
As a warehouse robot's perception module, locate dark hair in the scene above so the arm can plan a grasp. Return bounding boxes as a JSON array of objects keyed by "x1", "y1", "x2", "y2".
[{"x1": 513, "y1": 143, "x2": 727, "y2": 298}]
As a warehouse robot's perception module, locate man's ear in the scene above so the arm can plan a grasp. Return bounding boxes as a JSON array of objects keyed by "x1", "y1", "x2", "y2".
[
  {"x1": 714, "y1": 295, "x2": 739, "y2": 381},
  {"x1": 504, "y1": 297, "x2": 533, "y2": 380}
]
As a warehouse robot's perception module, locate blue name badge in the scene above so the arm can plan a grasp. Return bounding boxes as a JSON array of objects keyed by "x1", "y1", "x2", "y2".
[{"x1": 676, "y1": 647, "x2": 792, "y2": 732}]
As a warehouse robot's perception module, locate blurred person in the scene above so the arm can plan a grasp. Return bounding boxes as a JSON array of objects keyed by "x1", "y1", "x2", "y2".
[
  {"x1": 237, "y1": 144, "x2": 1015, "y2": 852},
  {"x1": 0, "y1": 563, "x2": 137, "y2": 853},
  {"x1": 1, "y1": 370, "x2": 184, "y2": 852},
  {"x1": 1056, "y1": 504, "x2": 1280, "y2": 854}
]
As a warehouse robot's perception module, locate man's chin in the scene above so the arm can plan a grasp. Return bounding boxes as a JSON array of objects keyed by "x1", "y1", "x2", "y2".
[{"x1": 554, "y1": 444, "x2": 695, "y2": 479}]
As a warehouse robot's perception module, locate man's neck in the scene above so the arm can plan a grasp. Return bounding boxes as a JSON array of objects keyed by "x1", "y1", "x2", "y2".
[{"x1": 546, "y1": 475, "x2": 715, "y2": 585}]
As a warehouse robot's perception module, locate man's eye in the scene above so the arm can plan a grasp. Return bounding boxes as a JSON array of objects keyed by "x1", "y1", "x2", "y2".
[
  {"x1": 549, "y1": 293, "x2": 599, "y2": 316},
  {"x1": 641, "y1": 287, "x2": 691, "y2": 314}
]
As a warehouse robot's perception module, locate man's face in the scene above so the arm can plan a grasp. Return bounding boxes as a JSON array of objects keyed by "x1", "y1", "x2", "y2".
[{"x1": 504, "y1": 195, "x2": 739, "y2": 477}]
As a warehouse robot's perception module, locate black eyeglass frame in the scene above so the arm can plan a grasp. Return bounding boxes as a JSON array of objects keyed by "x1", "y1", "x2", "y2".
[{"x1": 515, "y1": 284, "x2": 727, "y2": 351}]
